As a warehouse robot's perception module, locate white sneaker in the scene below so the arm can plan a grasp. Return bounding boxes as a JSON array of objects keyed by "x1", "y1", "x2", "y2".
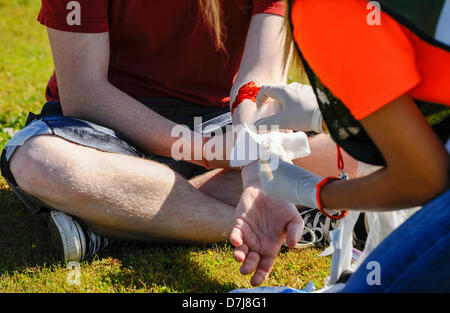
[
  {"x1": 284, "y1": 208, "x2": 340, "y2": 249},
  {"x1": 300, "y1": 208, "x2": 339, "y2": 248},
  {"x1": 48, "y1": 210, "x2": 116, "y2": 262}
]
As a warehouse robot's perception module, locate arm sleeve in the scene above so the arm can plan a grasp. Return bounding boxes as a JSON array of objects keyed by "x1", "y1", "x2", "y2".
[
  {"x1": 38, "y1": 0, "x2": 109, "y2": 33},
  {"x1": 292, "y1": 0, "x2": 421, "y2": 120},
  {"x1": 252, "y1": 0, "x2": 286, "y2": 17}
]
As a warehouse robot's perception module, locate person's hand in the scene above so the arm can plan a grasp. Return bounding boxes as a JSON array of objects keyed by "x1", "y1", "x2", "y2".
[
  {"x1": 254, "y1": 82, "x2": 323, "y2": 133},
  {"x1": 230, "y1": 163, "x2": 304, "y2": 286},
  {"x1": 258, "y1": 156, "x2": 323, "y2": 208}
]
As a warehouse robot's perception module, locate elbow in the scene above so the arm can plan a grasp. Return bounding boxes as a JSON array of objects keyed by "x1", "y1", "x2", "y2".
[
  {"x1": 426, "y1": 161, "x2": 450, "y2": 203},
  {"x1": 60, "y1": 100, "x2": 82, "y2": 118},
  {"x1": 417, "y1": 173, "x2": 449, "y2": 206},
  {"x1": 422, "y1": 153, "x2": 449, "y2": 204},
  {"x1": 58, "y1": 79, "x2": 106, "y2": 119},
  {"x1": 398, "y1": 156, "x2": 450, "y2": 207},
  {"x1": 59, "y1": 90, "x2": 88, "y2": 118}
]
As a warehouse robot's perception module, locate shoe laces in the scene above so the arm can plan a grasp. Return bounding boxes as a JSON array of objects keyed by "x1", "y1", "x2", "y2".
[
  {"x1": 298, "y1": 208, "x2": 337, "y2": 248},
  {"x1": 77, "y1": 223, "x2": 118, "y2": 257}
]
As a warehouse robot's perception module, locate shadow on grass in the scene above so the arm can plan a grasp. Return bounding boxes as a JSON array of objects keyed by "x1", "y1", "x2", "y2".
[
  {"x1": 98, "y1": 242, "x2": 240, "y2": 293},
  {"x1": 0, "y1": 186, "x2": 239, "y2": 292},
  {"x1": 0, "y1": 187, "x2": 55, "y2": 272}
]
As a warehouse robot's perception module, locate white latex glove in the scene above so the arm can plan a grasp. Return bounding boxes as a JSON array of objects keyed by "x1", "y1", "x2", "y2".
[
  {"x1": 254, "y1": 82, "x2": 323, "y2": 133},
  {"x1": 258, "y1": 155, "x2": 323, "y2": 208}
]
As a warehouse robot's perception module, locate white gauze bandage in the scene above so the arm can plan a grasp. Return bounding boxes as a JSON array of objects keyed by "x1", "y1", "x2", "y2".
[{"x1": 229, "y1": 123, "x2": 311, "y2": 168}]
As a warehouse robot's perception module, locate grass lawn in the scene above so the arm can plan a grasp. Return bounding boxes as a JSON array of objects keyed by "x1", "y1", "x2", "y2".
[{"x1": 0, "y1": 0, "x2": 331, "y2": 293}]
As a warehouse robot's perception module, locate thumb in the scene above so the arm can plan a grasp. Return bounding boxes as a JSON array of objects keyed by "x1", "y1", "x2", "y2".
[
  {"x1": 285, "y1": 216, "x2": 304, "y2": 248},
  {"x1": 230, "y1": 224, "x2": 244, "y2": 247},
  {"x1": 256, "y1": 85, "x2": 285, "y2": 108}
]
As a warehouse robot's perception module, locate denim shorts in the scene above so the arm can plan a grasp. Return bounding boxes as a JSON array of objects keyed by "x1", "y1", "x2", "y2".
[{"x1": 0, "y1": 97, "x2": 231, "y2": 214}]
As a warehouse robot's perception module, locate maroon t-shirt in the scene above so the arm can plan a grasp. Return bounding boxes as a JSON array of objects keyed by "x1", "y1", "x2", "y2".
[{"x1": 38, "y1": 0, "x2": 286, "y2": 107}]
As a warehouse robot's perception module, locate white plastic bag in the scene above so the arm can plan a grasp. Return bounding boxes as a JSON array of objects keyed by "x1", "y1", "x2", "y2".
[{"x1": 316, "y1": 161, "x2": 421, "y2": 292}]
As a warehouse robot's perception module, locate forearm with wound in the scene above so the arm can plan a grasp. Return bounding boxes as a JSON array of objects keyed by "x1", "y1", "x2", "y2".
[{"x1": 59, "y1": 79, "x2": 200, "y2": 161}]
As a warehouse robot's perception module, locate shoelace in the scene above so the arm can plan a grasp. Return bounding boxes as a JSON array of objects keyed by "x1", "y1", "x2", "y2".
[
  {"x1": 289, "y1": 226, "x2": 317, "y2": 249},
  {"x1": 83, "y1": 227, "x2": 118, "y2": 257},
  {"x1": 285, "y1": 208, "x2": 335, "y2": 249},
  {"x1": 302, "y1": 208, "x2": 337, "y2": 246}
]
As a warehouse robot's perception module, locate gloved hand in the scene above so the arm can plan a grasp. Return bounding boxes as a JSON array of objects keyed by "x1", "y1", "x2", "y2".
[
  {"x1": 258, "y1": 156, "x2": 323, "y2": 208},
  {"x1": 254, "y1": 82, "x2": 323, "y2": 133}
]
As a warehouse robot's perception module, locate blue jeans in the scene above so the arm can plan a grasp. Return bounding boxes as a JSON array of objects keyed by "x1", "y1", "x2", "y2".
[{"x1": 343, "y1": 189, "x2": 450, "y2": 292}]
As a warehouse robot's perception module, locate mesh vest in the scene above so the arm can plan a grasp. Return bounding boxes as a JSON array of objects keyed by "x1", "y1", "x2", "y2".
[{"x1": 294, "y1": 0, "x2": 450, "y2": 166}]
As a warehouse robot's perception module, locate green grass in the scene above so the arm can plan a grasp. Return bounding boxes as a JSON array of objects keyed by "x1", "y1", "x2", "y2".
[
  {"x1": 0, "y1": 0, "x2": 331, "y2": 293},
  {"x1": 0, "y1": 0, "x2": 54, "y2": 150}
]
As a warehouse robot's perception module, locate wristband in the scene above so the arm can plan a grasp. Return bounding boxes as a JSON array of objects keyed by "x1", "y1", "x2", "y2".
[
  {"x1": 315, "y1": 177, "x2": 348, "y2": 220},
  {"x1": 231, "y1": 81, "x2": 261, "y2": 115}
]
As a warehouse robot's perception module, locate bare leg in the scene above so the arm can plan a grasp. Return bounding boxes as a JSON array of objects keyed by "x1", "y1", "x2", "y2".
[
  {"x1": 9, "y1": 135, "x2": 235, "y2": 243},
  {"x1": 189, "y1": 169, "x2": 243, "y2": 207},
  {"x1": 293, "y1": 133, "x2": 359, "y2": 178},
  {"x1": 9, "y1": 133, "x2": 356, "y2": 243}
]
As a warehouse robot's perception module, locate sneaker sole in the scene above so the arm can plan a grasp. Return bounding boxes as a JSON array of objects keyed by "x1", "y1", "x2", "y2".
[{"x1": 49, "y1": 211, "x2": 86, "y2": 262}]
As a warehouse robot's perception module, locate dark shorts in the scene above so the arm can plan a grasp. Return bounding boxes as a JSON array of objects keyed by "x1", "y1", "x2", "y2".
[{"x1": 0, "y1": 97, "x2": 231, "y2": 214}]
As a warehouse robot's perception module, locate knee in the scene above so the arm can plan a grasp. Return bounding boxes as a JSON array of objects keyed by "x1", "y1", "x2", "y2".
[{"x1": 9, "y1": 135, "x2": 73, "y2": 200}]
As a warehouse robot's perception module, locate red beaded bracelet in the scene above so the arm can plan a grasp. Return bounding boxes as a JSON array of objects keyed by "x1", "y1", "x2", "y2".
[
  {"x1": 231, "y1": 81, "x2": 261, "y2": 115},
  {"x1": 315, "y1": 177, "x2": 348, "y2": 220}
]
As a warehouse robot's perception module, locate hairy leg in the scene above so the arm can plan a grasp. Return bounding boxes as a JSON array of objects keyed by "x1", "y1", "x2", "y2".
[
  {"x1": 9, "y1": 135, "x2": 235, "y2": 243},
  {"x1": 189, "y1": 169, "x2": 243, "y2": 207}
]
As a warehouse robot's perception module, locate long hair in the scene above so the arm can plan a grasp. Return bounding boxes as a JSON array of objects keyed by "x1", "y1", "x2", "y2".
[
  {"x1": 199, "y1": 0, "x2": 226, "y2": 51},
  {"x1": 283, "y1": 0, "x2": 304, "y2": 82},
  {"x1": 199, "y1": 0, "x2": 298, "y2": 78}
]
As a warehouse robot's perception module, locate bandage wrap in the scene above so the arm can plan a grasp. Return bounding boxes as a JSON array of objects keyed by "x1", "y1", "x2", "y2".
[{"x1": 229, "y1": 124, "x2": 311, "y2": 168}]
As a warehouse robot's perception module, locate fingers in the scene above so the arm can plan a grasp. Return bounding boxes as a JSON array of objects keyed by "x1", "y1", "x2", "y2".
[
  {"x1": 230, "y1": 226, "x2": 244, "y2": 247},
  {"x1": 233, "y1": 244, "x2": 248, "y2": 262},
  {"x1": 255, "y1": 84, "x2": 286, "y2": 128},
  {"x1": 285, "y1": 216, "x2": 304, "y2": 248},
  {"x1": 250, "y1": 256, "x2": 276, "y2": 286},
  {"x1": 256, "y1": 85, "x2": 284, "y2": 108},
  {"x1": 240, "y1": 251, "x2": 261, "y2": 275},
  {"x1": 255, "y1": 86, "x2": 271, "y2": 108},
  {"x1": 230, "y1": 218, "x2": 258, "y2": 247},
  {"x1": 238, "y1": 250, "x2": 275, "y2": 287},
  {"x1": 237, "y1": 249, "x2": 272, "y2": 287}
]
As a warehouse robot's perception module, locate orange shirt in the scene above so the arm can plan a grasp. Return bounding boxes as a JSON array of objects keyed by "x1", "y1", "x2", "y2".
[{"x1": 291, "y1": 0, "x2": 450, "y2": 120}]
